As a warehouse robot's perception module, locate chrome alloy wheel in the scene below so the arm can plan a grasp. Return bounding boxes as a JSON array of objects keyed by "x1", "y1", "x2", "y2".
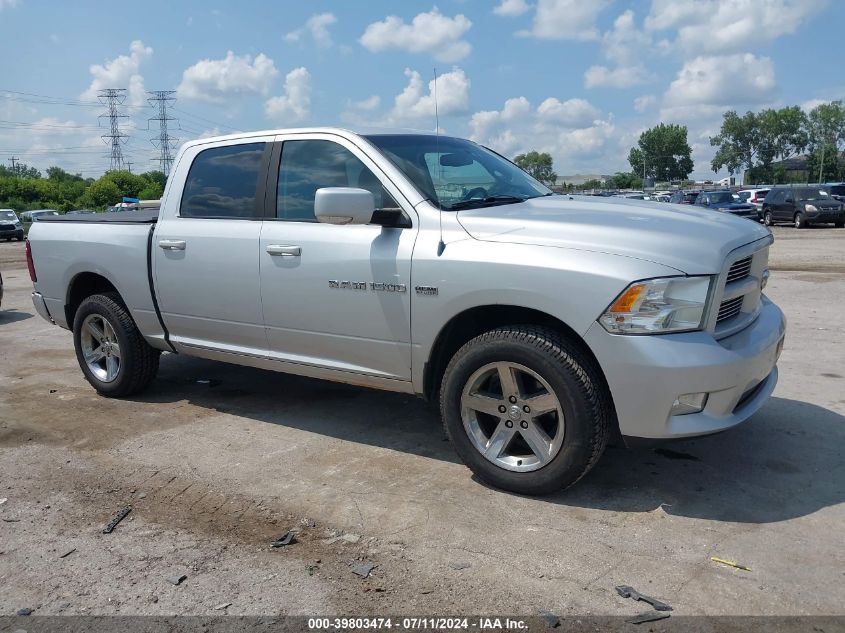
[
  {"x1": 80, "y1": 314, "x2": 121, "y2": 382},
  {"x1": 460, "y1": 362, "x2": 565, "y2": 472}
]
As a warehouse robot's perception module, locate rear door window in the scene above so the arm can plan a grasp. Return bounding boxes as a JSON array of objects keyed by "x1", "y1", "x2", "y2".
[{"x1": 180, "y1": 143, "x2": 266, "y2": 219}]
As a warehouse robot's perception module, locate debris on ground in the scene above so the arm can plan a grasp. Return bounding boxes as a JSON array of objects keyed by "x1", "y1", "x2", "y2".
[
  {"x1": 17, "y1": 608, "x2": 33, "y2": 616},
  {"x1": 0, "y1": 497, "x2": 6, "y2": 505},
  {"x1": 102, "y1": 506, "x2": 132, "y2": 534},
  {"x1": 301, "y1": 517, "x2": 317, "y2": 528},
  {"x1": 213, "y1": 602, "x2": 232, "y2": 610},
  {"x1": 653, "y1": 448, "x2": 700, "y2": 461},
  {"x1": 626, "y1": 611, "x2": 671, "y2": 625},
  {"x1": 324, "y1": 532, "x2": 361, "y2": 545},
  {"x1": 166, "y1": 574, "x2": 187, "y2": 586},
  {"x1": 538, "y1": 609, "x2": 560, "y2": 628},
  {"x1": 615, "y1": 585, "x2": 673, "y2": 611},
  {"x1": 306, "y1": 564, "x2": 319, "y2": 576},
  {"x1": 2, "y1": 518, "x2": 20, "y2": 522},
  {"x1": 710, "y1": 556, "x2": 751, "y2": 571},
  {"x1": 448, "y1": 562, "x2": 471, "y2": 570},
  {"x1": 59, "y1": 548, "x2": 76, "y2": 559},
  {"x1": 270, "y1": 530, "x2": 297, "y2": 548},
  {"x1": 137, "y1": 492, "x2": 147, "y2": 499},
  {"x1": 351, "y1": 562, "x2": 376, "y2": 578}
]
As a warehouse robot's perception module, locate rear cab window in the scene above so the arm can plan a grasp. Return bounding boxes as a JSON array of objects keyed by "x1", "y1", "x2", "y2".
[{"x1": 180, "y1": 143, "x2": 267, "y2": 219}]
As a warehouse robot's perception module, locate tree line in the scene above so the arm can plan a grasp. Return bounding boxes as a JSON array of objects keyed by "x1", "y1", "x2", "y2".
[
  {"x1": 513, "y1": 100, "x2": 845, "y2": 189},
  {"x1": 0, "y1": 164, "x2": 165, "y2": 212}
]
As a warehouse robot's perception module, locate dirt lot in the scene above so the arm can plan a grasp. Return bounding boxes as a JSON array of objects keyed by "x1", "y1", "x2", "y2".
[{"x1": 1, "y1": 227, "x2": 843, "y2": 619}]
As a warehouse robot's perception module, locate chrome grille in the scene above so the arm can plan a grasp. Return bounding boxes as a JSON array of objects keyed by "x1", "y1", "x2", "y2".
[
  {"x1": 717, "y1": 296, "x2": 744, "y2": 323},
  {"x1": 726, "y1": 256, "x2": 752, "y2": 283}
]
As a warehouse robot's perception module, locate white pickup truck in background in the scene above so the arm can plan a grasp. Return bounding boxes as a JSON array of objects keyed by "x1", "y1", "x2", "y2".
[{"x1": 27, "y1": 128, "x2": 786, "y2": 494}]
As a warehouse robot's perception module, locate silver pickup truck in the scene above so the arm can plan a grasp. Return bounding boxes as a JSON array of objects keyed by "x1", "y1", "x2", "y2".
[{"x1": 28, "y1": 128, "x2": 786, "y2": 494}]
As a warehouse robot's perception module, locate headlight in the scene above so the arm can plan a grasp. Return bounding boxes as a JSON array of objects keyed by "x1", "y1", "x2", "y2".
[
  {"x1": 599, "y1": 276, "x2": 712, "y2": 335},
  {"x1": 805, "y1": 204, "x2": 817, "y2": 213}
]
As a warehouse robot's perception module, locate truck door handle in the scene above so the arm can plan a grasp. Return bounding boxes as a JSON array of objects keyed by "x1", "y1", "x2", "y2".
[
  {"x1": 158, "y1": 239, "x2": 186, "y2": 250},
  {"x1": 266, "y1": 245, "x2": 301, "y2": 257}
]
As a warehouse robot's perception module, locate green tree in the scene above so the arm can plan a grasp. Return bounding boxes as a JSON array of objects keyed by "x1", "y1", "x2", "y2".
[
  {"x1": 580, "y1": 179, "x2": 605, "y2": 190},
  {"x1": 513, "y1": 151, "x2": 557, "y2": 186},
  {"x1": 140, "y1": 170, "x2": 167, "y2": 189},
  {"x1": 805, "y1": 101, "x2": 845, "y2": 182},
  {"x1": 83, "y1": 179, "x2": 122, "y2": 209},
  {"x1": 46, "y1": 166, "x2": 85, "y2": 182},
  {"x1": 0, "y1": 162, "x2": 41, "y2": 179},
  {"x1": 628, "y1": 124, "x2": 693, "y2": 183},
  {"x1": 102, "y1": 170, "x2": 149, "y2": 198},
  {"x1": 710, "y1": 111, "x2": 762, "y2": 176},
  {"x1": 608, "y1": 172, "x2": 642, "y2": 190},
  {"x1": 138, "y1": 182, "x2": 164, "y2": 200}
]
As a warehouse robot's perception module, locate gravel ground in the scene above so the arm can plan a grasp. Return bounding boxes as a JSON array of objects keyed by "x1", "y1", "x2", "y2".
[{"x1": 0, "y1": 227, "x2": 843, "y2": 619}]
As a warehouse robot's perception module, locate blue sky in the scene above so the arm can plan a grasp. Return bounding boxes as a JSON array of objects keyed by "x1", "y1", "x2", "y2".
[{"x1": 1, "y1": 0, "x2": 842, "y2": 178}]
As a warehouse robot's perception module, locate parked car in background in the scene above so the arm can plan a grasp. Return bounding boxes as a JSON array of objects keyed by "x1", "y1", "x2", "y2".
[
  {"x1": 693, "y1": 190, "x2": 757, "y2": 218},
  {"x1": 0, "y1": 209, "x2": 24, "y2": 241},
  {"x1": 66, "y1": 209, "x2": 97, "y2": 215},
  {"x1": 737, "y1": 188, "x2": 771, "y2": 215},
  {"x1": 762, "y1": 186, "x2": 845, "y2": 228},
  {"x1": 824, "y1": 183, "x2": 845, "y2": 202},
  {"x1": 669, "y1": 190, "x2": 700, "y2": 204},
  {"x1": 21, "y1": 210, "x2": 60, "y2": 222}
]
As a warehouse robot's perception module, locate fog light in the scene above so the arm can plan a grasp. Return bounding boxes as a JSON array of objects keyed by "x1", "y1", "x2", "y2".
[{"x1": 670, "y1": 392, "x2": 708, "y2": 416}]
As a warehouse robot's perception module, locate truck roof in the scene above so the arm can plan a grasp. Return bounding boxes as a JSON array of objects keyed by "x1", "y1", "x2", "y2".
[{"x1": 179, "y1": 127, "x2": 438, "y2": 151}]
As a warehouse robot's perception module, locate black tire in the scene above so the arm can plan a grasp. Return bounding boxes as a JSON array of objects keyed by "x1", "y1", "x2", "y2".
[
  {"x1": 440, "y1": 326, "x2": 612, "y2": 495},
  {"x1": 72, "y1": 292, "x2": 160, "y2": 397},
  {"x1": 763, "y1": 211, "x2": 773, "y2": 226},
  {"x1": 16, "y1": 233, "x2": 24, "y2": 241},
  {"x1": 794, "y1": 212, "x2": 806, "y2": 228}
]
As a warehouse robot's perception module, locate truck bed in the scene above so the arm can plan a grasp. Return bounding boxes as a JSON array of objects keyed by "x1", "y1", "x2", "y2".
[{"x1": 39, "y1": 209, "x2": 159, "y2": 223}]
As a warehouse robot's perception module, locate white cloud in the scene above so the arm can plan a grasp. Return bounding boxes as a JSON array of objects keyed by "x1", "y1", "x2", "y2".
[
  {"x1": 646, "y1": 0, "x2": 827, "y2": 53},
  {"x1": 359, "y1": 8, "x2": 472, "y2": 62},
  {"x1": 582, "y1": 10, "x2": 654, "y2": 89},
  {"x1": 663, "y1": 53, "x2": 776, "y2": 108},
  {"x1": 0, "y1": 0, "x2": 20, "y2": 10},
  {"x1": 469, "y1": 96, "x2": 615, "y2": 172},
  {"x1": 633, "y1": 94, "x2": 657, "y2": 112},
  {"x1": 536, "y1": 97, "x2": 599, "y2": 126},
  {"x1": 391, "y1": 67, "x2": 470, "y2": 121},
  {"x1": 285, "y1": 12, "x2": 337, "y2": 48},
  {"x1": 265, "y1": 67, "x2": 311, "y2": 123},
  {"x1": 518, "y1": 0, "x2": 610, "y2": 40},
  {"x1": 352, "y1": 95, "x2": 381, "y2": 111},
  {"x1": 584, "y1": 64, "x2": 654, "y2": 89},
  {"x1": 81, "y1": 40, "x2": 153, "y2": 107},
  {"x1": 177, "y1": 51, "x2": 278, "y2": 102},
  {"x1": 493, "y1": 0, "x2": 530, "y2": 16}
]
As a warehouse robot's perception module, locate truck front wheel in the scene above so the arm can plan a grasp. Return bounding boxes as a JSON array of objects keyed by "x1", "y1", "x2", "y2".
[
  {"x1": 72, "y1": 292, "x2": 160, "y2": 397},
  {"x1": 440, "y1": 326, "x2": 612, "y2": 495}
]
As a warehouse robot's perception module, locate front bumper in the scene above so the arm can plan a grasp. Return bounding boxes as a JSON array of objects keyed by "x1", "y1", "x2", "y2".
[
  {"x1": 805, "y1": 208, "x2": 844, "y2": 223},
  {"x1": 0, "y1": 227, "x2": 23, "y2": 238},
  {"x1": 584, "y1": 295, "x2": 786, "y2": 440}
]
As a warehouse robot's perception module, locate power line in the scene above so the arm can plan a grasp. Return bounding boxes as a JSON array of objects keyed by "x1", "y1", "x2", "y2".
[
  {"x1": 8, "y1": 156, "x2": 19, "y2": 173},
  {"x1": 147, "y1": 90, "x2": 179, "y2": 175},
  {"x1": 98, "y1": 89, "x2": 129, "y2": 171}
]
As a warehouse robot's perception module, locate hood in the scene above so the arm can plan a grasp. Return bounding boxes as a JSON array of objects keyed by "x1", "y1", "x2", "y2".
[{"x1": 456, "y1": 195, "x2": 771, "y2": 274}]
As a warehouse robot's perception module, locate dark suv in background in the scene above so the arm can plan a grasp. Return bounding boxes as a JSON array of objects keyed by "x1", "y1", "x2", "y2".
[
  {"x1": 761, "y1": 186, "x2": 845, "y2": 228},
  {"x1": 693, "y1": 190, "x2": 757, "y2": 218},
  {"x1": 669, "y1": 190, "x2": 700, "y2": 204}
]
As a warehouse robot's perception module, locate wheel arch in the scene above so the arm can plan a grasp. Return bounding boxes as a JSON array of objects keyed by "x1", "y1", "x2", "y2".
[
  {"x1": 422, "y1": 304, "x2": 611, "y2": 408},
  {"x1": 65, "y1": 272, "x2": 121, "y2": 328}
]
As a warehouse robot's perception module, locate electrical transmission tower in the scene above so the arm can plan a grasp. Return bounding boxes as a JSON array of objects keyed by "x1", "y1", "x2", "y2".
[
  {"x1": 147, "y1": 90, "x2": 179, "y2": 175},
  {"x1": 98, "y1": 89, "x2": 129, "y2": 171}
]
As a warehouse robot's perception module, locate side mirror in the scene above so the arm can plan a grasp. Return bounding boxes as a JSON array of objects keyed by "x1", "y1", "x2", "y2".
[{"x1": 314, "y1": 187, "x2": 375, "y2": 225}]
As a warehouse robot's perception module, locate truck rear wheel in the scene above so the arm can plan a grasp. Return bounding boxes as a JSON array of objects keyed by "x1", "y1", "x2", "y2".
[
  {"x1": 440, "y1": 326, "x2": 611, "y2": 495},
  {"x1": 72, "y1": 292, "x2": 160, "y2": 397}
]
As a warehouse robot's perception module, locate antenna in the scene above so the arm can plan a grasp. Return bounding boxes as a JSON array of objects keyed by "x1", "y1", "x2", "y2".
[{"x1": 434, "y1": 67, "x2": 445, "y2": 256}]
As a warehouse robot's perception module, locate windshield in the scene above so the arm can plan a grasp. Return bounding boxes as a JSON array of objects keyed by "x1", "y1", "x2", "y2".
[
  {"x1": 364, "y1": 134, "x2": 551, "y2": 210},
  {"x1": 709, "y1": 192, "x2": 738, "y2": 204},
  {"x1": 795, "y1": 188, "x2": 829, "y2": 200},
  {"x1": 0, "y1": 211, "x2": 17, "y2": 221}
]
